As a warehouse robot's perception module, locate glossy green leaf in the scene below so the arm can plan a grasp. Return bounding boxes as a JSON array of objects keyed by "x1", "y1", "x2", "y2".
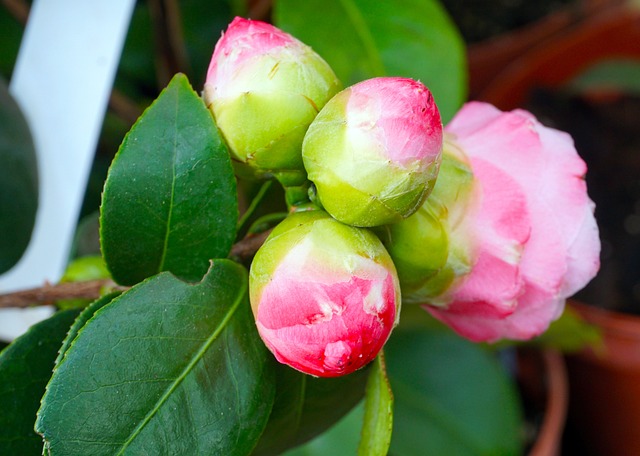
[
  {"x1": 100, "y1": 73, "x2": 237, "y2": 286},
  {"x1": 252, "y1": 363, "x2": 369, "y2": 455},
  {"x1": 0, "y1": 76, "x2": 38, "y2": 273},
  {"x1": 55, "y1": 293, "x2": 120, "y2": 365},
  {"x1": 385, "y1": 327, "x2": 524, "y2": 456},
  {"x1": 274, "y1": 0, "x2": 467, "y2": 121},
  {"x1": 359, "y1": 352, "x2": 393, "y2": 456},
  {"x1": 36, "y1": 260, "x2": 275, "y2": 456},
  {"x1": 0, "y1": 309, "x2": 80, "y2": 455}
]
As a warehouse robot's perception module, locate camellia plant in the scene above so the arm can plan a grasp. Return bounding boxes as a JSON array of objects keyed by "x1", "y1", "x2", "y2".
[{"x1": 0, "y1": 3, "x2": 601, "y2": 456}]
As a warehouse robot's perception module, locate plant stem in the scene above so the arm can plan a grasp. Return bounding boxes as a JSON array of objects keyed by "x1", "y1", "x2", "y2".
[
  {"x1": 0, "y1": 230, "x2": 272, "y2": 309},
  {"x1": 0, "y1": 280, "x2": 126, "y2": 309},
  {"x1": 248, "y1": 0, "x2": 272, "y2": 21},
  {"x1": 236, "y1": 180, "x2": 274, "y2": 237},
  {"x1": 148, "y1": 0, "x2": 190, "y2": 88},
  {"x1": 229, "y1": 229, "x2": 272, "y2": 262},
  {"x1": 2, "y1": 0, "x2": 29, "y2": 24}
]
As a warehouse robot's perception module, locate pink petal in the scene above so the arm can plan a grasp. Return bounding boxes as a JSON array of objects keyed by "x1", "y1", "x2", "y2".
[{"x1": 430, "y1": 101, "x2": 601, "y2": 342}]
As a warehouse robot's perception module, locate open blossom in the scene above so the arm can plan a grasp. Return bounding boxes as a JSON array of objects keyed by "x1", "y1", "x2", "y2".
[
  {"x1": 386, "y1": 102, "x2": 600, "y2": 342},
  {"x1": 204, "y1": 17, "x2": 340, "y2": 184},
  {"x1": 249, "y1": 210, "x2": 400, "y2": 377},
  {"x1": 302, "y1": 77, "x2": 443, "y2": 227}
]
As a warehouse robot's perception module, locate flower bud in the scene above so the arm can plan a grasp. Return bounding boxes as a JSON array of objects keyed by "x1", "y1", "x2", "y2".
[
  {"x1": 302, "y1": 77, "x2": 443, "y2": 227},
  {"x1": 397, "y1": 102, "x2": 600, "y2": 342},
  {"x1": 249, "y1": 210, "x2": 400, "y2": 377},
  {"x1": 377, "y1": 143, "x2": 474, "y2": 298},
  {"x1": 204, "y1": 17, "x2": 341, "y2": 183}
]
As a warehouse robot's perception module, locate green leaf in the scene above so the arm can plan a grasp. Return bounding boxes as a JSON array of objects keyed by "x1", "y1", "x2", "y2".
[
  {"x1": 69, "y1": 211, "x2": 101, "y2": 259},
  {"x1": 100, "y1": 73, "x2": 238, "y2": 286},
  {"x1": 0, "y1": 7, "x2": 23, "y2": 79},
  {"x1": 55, "y1": 293, "x2": 120, "y2": 365},
  {"x1": 274, "y1": 0, "x2": 467, "y2": 122},
  {"x1": 36, "y1": 260, "x2": 275, "y2": 456},
  {"x1": 567, "y1": 59, "x2": 640, "y2": 96},
  {"x1": 385, "y1": 327, "x2": 524, "y2": 456},
  {"x1": 283, "y1": 402, "x2": 364, "y2": 456},
  {"x1": 0, "y1": 75, "x2": 38, "y2": 273},
  {"x1": 252, "y1": 364, "x2": 369, "y2": 455},
  {"x1": 531, "y1": 305, "x2": 602, "y2": 353},
  {"x1": 358, "y1": 352, "x2": 393, "y2": 456},
  {"x1": 0, "y1": 309, "x2": 80, "y2": 455}
]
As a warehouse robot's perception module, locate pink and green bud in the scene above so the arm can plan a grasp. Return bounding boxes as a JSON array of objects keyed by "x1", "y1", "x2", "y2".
[
  {"x1": 401, "y1": 102, "x2": 601, "y2": 343},
  {"x1": 378, "y1": 143, "x2": 474, "y2": 299},
  {"x1": 302, "y1": 77, "x2": 443, "y2": 227},
  {"x1": 204, "y1": 17, "x2": 341, "y2": 183},
  {"x1": 249, "y1": 210, "x2": 400, "y2": 377}
]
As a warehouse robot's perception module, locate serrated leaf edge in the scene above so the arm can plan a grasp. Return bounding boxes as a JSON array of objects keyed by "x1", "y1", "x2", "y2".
[{"x1": 35, "y1": 260, "x2": 248, "y2": 454}]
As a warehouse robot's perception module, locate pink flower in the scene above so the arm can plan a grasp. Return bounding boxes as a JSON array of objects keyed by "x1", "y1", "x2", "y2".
[
  {"x1": 249, "y1": 210, "x2": 400, "y2": 377},
  {"x1": 418, "y1": 102, "x2": 600, "y2": 342},
  {"x1": 204, "y1": 17, "x2": 340, "y2": 183},
  {"x1": 302, "y1": 77, "x2": 443, "y2": 227}
]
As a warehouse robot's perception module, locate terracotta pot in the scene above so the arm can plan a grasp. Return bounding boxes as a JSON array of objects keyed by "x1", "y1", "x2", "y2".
[
  {"x1": 477, "y1": 2, "x2": 640, "y2": 110},
  {"x1": 565, "y1": 301, "x2": 640, "y2": 454},
  {"x1": 467, "y1": 0, "x2": 624, "y2": 98},
  {"x1": 518, "y1": 349, "x2": 569, "y2": 456}
]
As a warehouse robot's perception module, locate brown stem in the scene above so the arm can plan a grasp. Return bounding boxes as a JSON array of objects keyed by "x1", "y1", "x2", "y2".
[
  {"x1": 2, "y1": 0, "x2": 29, "y2": 25},
  {"x1": 229, "y1": 229, "x2": 271, "y2": 261},
  {"x1": 247, "y1": 0, "x2": 273, "y2": 21},
  {"x1": 0, "y1": 280, "x2": 127, "y2": 309},
  {"x1": 109, "y1": 89, "x2": 143, "y2": 126},
  {"x1": 0, "y1": 230, "x2": 272, "y2": 309},
  {"x1": 147, "y1": 0, "x2": 190, "y2": 88}
]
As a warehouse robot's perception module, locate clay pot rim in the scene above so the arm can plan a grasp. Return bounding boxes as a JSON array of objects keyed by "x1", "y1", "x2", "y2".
[
  {"x1": 569, "y1": 299, "x2": 640, "y2": 338},
  {"x1": 478, "y1": 3, "x2": 640, "y2": 109},
  {"x1": 526, "y1": 349, "x2": 568, "y2": 456},
  {"x1": 466, "y1": 0, "x2": 625, "y2": 97}
]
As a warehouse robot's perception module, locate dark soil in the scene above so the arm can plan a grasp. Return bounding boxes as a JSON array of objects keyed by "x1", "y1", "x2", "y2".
[
  {"x1": 441, "y1": 0, "x2": 577, "y2": 43},
  {"x1": 527, "y1": 89, "x2": 640, "y2": 315}
]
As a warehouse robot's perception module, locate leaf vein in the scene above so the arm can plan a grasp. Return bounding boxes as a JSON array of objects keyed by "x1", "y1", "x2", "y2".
[
  {"x1": 157, "y1": 93, "x2": 180, "y2": 273},
  {"x1": 224, "y1": 331, "x2": 242, "y2": 447},
  {"x1": 115, "y1": 283, "x2": 245, "y2": 454}
]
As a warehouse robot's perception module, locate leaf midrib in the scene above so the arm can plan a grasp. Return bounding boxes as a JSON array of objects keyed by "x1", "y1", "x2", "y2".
[
  {"x1": 157, "y1": 90, "x2": 180, "y2": 273},
  {"x1": 115, "y1": 282, "x2": 246, "y2": 454}
]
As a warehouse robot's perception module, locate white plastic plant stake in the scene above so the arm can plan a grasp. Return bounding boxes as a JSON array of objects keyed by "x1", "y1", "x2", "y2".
[{"x1": 0, "y1": 0, "x2": 135, "y2": 340}]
